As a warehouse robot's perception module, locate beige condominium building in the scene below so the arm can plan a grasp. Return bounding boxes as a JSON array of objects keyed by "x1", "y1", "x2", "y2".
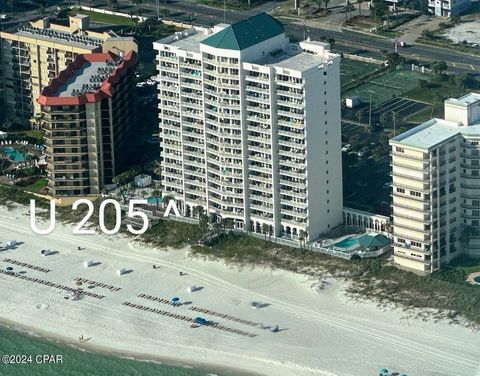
[
  {"x1": 391, "y1": 93, "x2": 480, "y2": 274},
  {"x1": 153, "y1": 13, "x2": 343, "y2": 242},
  {"x1": 0, "y1": 14, "x2": 137, "y2": 124},
  {"x1": 37, "y1": 51, "x2": 137, "y2": 197}
]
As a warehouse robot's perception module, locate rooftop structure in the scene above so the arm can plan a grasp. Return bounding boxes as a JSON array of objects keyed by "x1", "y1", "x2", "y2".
[{"x1": 390, "y1": 93, "x2": 480, "y2": 273}]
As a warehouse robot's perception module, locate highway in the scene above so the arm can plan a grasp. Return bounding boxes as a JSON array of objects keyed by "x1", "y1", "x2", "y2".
[{"x1": 3, "y1": 0, "x2": 479, "y2": 72}]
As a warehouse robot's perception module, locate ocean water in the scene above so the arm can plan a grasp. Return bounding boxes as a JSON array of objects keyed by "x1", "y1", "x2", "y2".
[{"x1": 0, "y1": 324, "x2": 225, "y2": 376}]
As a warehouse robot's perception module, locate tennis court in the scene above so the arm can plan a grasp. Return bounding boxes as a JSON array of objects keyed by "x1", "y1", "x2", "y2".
[
  {"x1": 340, "y1": 59, "x2": 379, "y2": 87},
  {"x1": 344, "y1": 70, "x2": 426, "y2": 106}
]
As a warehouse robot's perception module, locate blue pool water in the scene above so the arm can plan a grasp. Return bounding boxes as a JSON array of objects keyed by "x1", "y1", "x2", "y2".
[
  {"x1": 147, "y1": 196, "x2": 162, "y2": 204},
  {"x1": 334, "y1": 237, "x2": 359, "y2": 249},
  {"x1": 475, "y1": 276, "x2": 480, "y2": 283},
  {"x1": 3, "y1": 147, "x2": 25, "y2": 162}
]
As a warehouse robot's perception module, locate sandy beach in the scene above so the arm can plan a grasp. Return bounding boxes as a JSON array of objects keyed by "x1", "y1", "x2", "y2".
[{"x1": 0, "y1": 205, "x2": 478, "y2": 376}]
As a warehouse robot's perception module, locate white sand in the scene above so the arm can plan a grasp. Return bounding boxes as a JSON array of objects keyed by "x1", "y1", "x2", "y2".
[
  {"x1": 0, "y1": 205, "x2": 479, "y2": 376},
  {"x1": 443, "y1": 22, "x2": 480, "y2": 44}
]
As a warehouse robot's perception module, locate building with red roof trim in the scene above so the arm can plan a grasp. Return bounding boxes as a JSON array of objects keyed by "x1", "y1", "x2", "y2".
[{"x1": 38, "y1": 50, "x2": 137, "y2": 197}]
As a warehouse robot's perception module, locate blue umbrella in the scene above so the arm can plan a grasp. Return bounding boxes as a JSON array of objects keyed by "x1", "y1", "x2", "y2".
[
  {"x1": 172, "y1": 297, "x2": 180, "y2": 302},
  {"x1": 194, "y1": 317, "x2": 206, "y2": 325},
  {"x1": 379, "y1": 369, "x2": 389, "y2": 375},
  {"x1": 5, "y1": 267, "x2": 13, "y2": 271}
]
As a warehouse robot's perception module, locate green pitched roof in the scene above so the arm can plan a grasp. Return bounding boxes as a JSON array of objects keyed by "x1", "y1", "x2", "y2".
[
  {"x1": 357, "y1": 233, "x2": 390, "y2": 249},
  {"x1": 202, "y1": 13, "x2": 284, "y2": 51}
]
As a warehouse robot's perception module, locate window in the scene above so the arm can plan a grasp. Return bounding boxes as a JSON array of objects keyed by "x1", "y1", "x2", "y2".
[
  {"x1": 410, "y1": 191, "x2": 421, "y2": 197},
  {"x1": 473, "y1": 170, "x2": 479, "y2": 176},
  {"x1": 473, "y1": 210, "x2": 479, "y2": 216},
  {"x1": 396, "y1": 188, "x2": 405, "y2": 193},
  {"x1": 396, "y1": 147, "x2": 404, "y2": 153},
  {"x1": 411, "y1": 241, "x2": 421, "y2": 248},
  {"x1": 473, "y1": 220, "x2": 479, "y2": 226},
  {"x1": 323, "y1": 71, "x2": 327, "y2": 76},
  {"x1": 473, "y1": 200, "x2": 480, "y2": 207},
  {"x1": 472, "y1": 160, "x2": 479, "y2": 166}
]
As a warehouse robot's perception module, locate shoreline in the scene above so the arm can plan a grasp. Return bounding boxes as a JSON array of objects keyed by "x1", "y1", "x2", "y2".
[
  {"x1": 0, "y1": 305, "x2": 315, "y2": 376},
  {"x1": 0, "y1": 317, "x2": 257, "y2": 376},
  {"x1": 0, "y1": 205, "x2": 478, "y2": 376}
]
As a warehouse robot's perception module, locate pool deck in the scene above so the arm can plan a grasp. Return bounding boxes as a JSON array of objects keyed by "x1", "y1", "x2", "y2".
[{"x1": 467, "y1": 271, "x2": 480, "y2": 285}]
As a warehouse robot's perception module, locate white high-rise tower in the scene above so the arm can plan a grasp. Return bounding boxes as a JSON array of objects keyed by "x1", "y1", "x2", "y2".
[{"x1": 154, "y1": 13, "x2": 343, "y2": 242}]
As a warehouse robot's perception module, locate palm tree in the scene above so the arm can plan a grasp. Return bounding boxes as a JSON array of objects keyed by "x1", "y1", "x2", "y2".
[
  {"x1": 299, "y1": 230, "x2": 307, "y2": 250},
  {"x1": 131, "y1": 0, "x2": 143, "y2": 11},
  {"x1": 261, "y1": 223, "x2": 269, "y2": 241},
  {"x1": 151, "y1": 189, "x2": 161, "y2": 205},
  {"x1": 460, "y1": 225, "x2": 474, "y2": 260},
  {"x1": 6, "y1": 0, "x2": 14, "y2": 15},
  {"x1": 109, "y1": 0, "x2": 119, "y2": 11},
  {"x1": 430, "y1": 91, "x2": 444, "y2": 118},
  {"x1": 323, "y1": 0, "x2": 330, "y2": 12},
  {"x1": 224, "y1": 218, "x2": 235, "y2": 233},
  {"x1": 194, "y1": 205, "x2": 204, "y2": 218}
]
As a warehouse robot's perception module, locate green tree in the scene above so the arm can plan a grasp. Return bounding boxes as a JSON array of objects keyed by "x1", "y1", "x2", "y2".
[
  {"x1": 450, "y1": 15, "x2": 461, "y2": 25},
  {"x1": 385, "y1": 52, "x2": 405, "y2": 69},
  {"x1": 299, "y1": 230, "x2": 307, "y2": 250},
  {"x1": 327, "y1": 37, "x2": 335, "y2": 49},
  {"x1": 109, "y1": 0, "x2": 120, "y2": 11},
  {"x1": 431, "y1": 61, "x2": 448, "y2": 76},
  {"x1": 421, "y1": 29, "x2": 434, "y2": 39},
  {"x1": 379, "y1": 112, "x2": 388, "y2": 128},
  {"x1": 6, "y1": 0, "x2": 14, "y2": 15},
  {"x1": 454, "y1": 73, "x2": 467, "y2": 90},
  {"x1": 356, "y1": 108, "x2": 364, "y2": 123},
  {"x1": 261, "y1": 223, "x2": 269, "y2": 241},
  {"x1": 371, "y1": 0, "x2": 388, "y2": 26},
  {"x1": 224, "y1": 218, "x2": 235, "y2": 233},
  {"x1": 344, "y1": 1, "x2": 355, "y2": 20},
  {"x1": 358, "y1": 0, "x2": 363, "y2": 15},
  {"x1": 131, "y1": 0, "x2": 143, "y2": 10},
  {"x1": 323, "y1": 0, "x2": 331, "y2": 11}
]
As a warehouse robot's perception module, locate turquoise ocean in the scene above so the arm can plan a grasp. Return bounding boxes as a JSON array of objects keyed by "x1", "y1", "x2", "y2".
[{"x1": 0, "y1": 324, "x2": 230, "y2": 376}]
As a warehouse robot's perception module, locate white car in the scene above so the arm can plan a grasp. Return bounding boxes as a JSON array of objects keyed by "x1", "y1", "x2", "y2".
[{"x1": 0, "y1": 14, "x2": 7, "y2": 20}]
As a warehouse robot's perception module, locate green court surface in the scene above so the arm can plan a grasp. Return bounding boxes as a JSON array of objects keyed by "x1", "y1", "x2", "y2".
[
  {"x1": 340, "y1": 59, "x2": 379, "y2": 87},
  {"x1": 343, "y1": 70, "x2": 426, "y2": 106}
]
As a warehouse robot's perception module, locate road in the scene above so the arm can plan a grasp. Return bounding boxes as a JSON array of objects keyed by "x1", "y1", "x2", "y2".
[{"x1": 2, "y1": 0, "x2": 479, "y2": 73}]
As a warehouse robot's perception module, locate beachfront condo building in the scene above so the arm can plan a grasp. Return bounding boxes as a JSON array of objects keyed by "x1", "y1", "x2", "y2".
[
  {"x1": 37, "y1": 51, "x2": 137, "y2": 197},
  {"x1": 153, "y1": 13, "x2": 343, "y2": 241},
  {"x1": 390, "y1": 93, "x2": 480, "y2": 274},
  {"x1": 0, "y1": 15, "x2": 137, "y2": 124},
  {"x1": 427, "y1": 0, "x2": 470, "y2": 16}
]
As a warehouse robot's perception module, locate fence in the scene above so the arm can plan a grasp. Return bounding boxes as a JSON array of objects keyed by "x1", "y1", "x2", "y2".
[
  {"x1": 411, "y1": 63, "x2": 432, "y2": 74},
  {"x1": 76, "y1": 6, "x2": 192, "y2": 29},
  {"x1": 342, "y1": 53, "x2": 386, "y2": 66},
  {"x1": 76, "y1": 6, "x2": 148, "y2": 22}
]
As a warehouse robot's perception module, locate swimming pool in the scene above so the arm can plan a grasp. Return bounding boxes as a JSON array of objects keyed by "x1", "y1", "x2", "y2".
[
  {"x1": 475, "y1": 276, "x2": 480, "y2": 284},
  {"x1": 3, "y1": 147, "x2": 25, "y2": 162},
  {"x1": 334, "y1": 236, "x2": 359, "y2": 249}
]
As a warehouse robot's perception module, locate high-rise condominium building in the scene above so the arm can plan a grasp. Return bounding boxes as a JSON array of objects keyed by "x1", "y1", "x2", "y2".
[
  {"x1": 391, "y1": 93, "x2": 480, "y2": 274},
  {"x1": 37, "y1": 51, "x2": 137, "y2": 197},
  {"x1": 153, "y1": 13, "x2": 343, "y2": 241},
  {"x1": 0, "y1": 15, "x2": 136, "y2": 123}
]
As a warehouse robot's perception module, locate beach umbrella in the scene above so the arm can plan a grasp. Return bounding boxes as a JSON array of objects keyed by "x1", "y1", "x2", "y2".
[
  {"x1": 379, "y1": 369, "x2": 389, "y2": 375},
  {"x1": 5, "y1": 267, "x2": 13, "y2": 271},
  {"x1": 75, "y1": 281, "x2": 82, "y2": 286},
  {"x1": 194, "y1": 317, "x2": 206, "y2": 325},
  {"x1": 171, "y1": 297, "x2": 180, "y2": 302}
]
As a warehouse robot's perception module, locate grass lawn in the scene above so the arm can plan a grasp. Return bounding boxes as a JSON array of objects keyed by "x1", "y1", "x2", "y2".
[
  {"x1": 142, "y1": 219, "x2": 204, "y2": 248},
  {"x1": 24, "y1": 178, "x2": 47, "y2": 193},
  {"x1": 69, "y1": 9, "x2": 135, "y2": 26}
]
